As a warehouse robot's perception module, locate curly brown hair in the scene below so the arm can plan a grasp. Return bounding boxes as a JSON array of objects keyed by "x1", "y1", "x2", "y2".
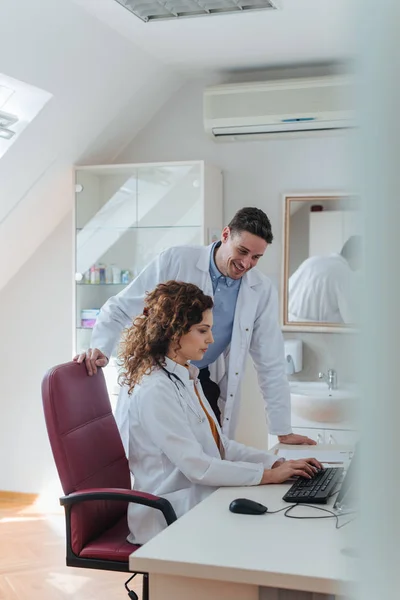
[{"x1": 118, "y1": 280, "x2": 213, "y2": 395}]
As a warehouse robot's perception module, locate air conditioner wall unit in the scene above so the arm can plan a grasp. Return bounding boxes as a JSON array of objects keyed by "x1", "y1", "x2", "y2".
[{"x1": 203, "y1": 76, "x2": 355, "y2": 141}]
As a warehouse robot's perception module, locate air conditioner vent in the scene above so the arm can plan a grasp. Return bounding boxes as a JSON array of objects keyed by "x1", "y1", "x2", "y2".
[{"x1": 204, "y1": 76, "x2": 355, "y2": 141}]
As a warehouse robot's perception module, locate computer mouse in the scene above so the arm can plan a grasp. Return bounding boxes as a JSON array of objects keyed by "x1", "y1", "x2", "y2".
[{"x1": 229, "y1": 498, "x2": 268, "y2": 515}]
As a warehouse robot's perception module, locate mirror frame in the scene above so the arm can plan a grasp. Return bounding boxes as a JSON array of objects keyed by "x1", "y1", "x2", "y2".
[{"x1": 281, "y1": 192, "x2": 356, "y2": 333}]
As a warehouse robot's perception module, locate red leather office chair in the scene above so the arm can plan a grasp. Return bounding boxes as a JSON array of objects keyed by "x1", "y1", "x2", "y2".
[{"x1": 42, "y1": 361, "x2": 177, "y2": 600}]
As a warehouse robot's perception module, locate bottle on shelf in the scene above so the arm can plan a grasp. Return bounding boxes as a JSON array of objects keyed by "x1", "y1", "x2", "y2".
[
  {"x1": 105, "y1": 265, "x2": 113, "y2": 284},
  {"x1": 98, "y1": 263, "x2": 106, "y2": 284},
  {"x1": 112, "y1": 265, "x2": 121, "y2": 284},
  {"x1": 121, "y1": 269, "x2": 132, "y2": 284},
  {"x1": 90, "y1": 265, "x2": 100, "y2": 284},
  {"x1": 83, "y1": 264, "x2": 126, "y2": 284}
]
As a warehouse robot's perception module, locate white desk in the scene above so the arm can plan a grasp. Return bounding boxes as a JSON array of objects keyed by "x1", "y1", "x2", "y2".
[{"x1": 129, "y1": 445, "x2": 355, "y2": 600}]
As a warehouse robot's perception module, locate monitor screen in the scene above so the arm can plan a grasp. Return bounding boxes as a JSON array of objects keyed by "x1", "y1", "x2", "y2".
[{"x1": 334, "y1": 448, "x2": 357, "y2": 511}]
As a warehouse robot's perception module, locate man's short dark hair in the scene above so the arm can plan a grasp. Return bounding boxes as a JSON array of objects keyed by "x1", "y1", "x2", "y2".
[{"x1": 227, "y1": 207, "x2": 273, "y2": 244}]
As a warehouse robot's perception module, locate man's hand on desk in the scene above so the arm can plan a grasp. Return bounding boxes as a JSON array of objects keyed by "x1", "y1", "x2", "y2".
[{"x1": 278, "y1": 433, "x2": 317, "y2": 445}]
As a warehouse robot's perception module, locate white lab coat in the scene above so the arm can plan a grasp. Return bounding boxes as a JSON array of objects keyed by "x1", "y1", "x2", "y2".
[
  {"x1": 288, "y1": 254, "x2": 355, "y2": 324},
  {"x1": 91, "y1": 244, "x2": 291, "y2": 446},
  {"x1": 127, "y1": 357, "x2": 277, "y2": 544}
]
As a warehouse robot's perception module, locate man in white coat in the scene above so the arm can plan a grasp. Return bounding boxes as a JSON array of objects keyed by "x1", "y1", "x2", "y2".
[
  {"x1": 75, "y1": 207, "x2": 315, "y2": 447},
  {"x1": 288, "y1": 236, "x2": 362, "y2": 324}
]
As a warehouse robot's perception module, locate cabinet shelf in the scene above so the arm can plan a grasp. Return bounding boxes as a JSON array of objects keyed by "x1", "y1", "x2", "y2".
[
  {"x1": 77, "y1": 283, "x2": 127, "y2": 286},
  {"x1": 74, "y1": 160, "x2": 222, "y2": 399},
  {"x1": 76, "y1": 225, "x2": 201, "y2": 232}
]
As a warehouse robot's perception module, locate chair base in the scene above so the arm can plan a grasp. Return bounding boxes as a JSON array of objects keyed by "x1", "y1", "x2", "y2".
[
  {"x1": 124, "y1": 572, "x2": 148, "y2": 600},
  {"x1": 67, "y1": 557, "x2": 148, "y2": 598},
  {"x1": 143, "y1": 573, "x2": 149, "y2": 600}
]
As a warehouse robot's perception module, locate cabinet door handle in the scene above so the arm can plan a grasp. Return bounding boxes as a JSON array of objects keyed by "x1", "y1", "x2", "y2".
[
  {"x1": 328, "y1": 434, "x2": 336, "y2": 444},
  {"x1": 317, "y1": 433, "x2": 324, "y2": 444}
]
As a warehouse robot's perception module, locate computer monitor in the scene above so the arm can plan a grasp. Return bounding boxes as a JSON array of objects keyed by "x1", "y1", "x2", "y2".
[{"x1": 334, "y1": 449, "x2": 357, "y2": 511}]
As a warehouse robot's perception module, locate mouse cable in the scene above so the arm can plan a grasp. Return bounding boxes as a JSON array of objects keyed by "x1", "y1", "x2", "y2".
[{"x1": 283, "y1": 503, "x2": 357, "y2": 529}]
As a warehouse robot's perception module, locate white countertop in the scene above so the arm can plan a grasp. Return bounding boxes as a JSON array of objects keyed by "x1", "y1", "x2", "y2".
[
  {"x1": 130, "y1": 445, "x2": 356, "y2": 595},
  {"x1": 291, "y1": 411, "x2": 356, "y2": 431}
]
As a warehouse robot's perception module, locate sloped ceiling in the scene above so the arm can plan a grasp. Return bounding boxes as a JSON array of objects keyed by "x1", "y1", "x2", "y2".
[{"x1": 0, "y1": 0, "x2": 182, "y2": 290}]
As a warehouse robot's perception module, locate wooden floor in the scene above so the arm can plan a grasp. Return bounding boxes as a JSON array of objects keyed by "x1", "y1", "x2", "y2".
[{"x1": 0, "y1": 496, "x2": 142, "y2": 600}]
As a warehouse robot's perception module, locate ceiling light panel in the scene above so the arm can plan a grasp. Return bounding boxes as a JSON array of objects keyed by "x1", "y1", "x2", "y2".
[
  {"x1": 0, "y1": 85, "x2": 14, "y2": 107},
  {"x1": 115, "y1": 0, "x2": 281, "y2": 22},
  {"x1": 0, "y1": 127, "x2": 15, "y2": 140},
  {"x1": 0, "y1": 109, "x2": 18, "y2": 127}
]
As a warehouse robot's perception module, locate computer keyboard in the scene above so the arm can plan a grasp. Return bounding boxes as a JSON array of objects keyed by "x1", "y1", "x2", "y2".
[{"x1": 283, "y1": 467, "x2": 344, "y2": 504}]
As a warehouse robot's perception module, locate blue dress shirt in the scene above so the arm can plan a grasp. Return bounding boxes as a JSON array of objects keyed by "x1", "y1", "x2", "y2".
[{"x1": 192, "y1": 243, "x2": 241, "y2": 369}]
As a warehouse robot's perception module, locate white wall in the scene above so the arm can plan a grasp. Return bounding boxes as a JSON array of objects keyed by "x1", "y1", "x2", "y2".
[
  {"x1": 0, "y1": 215, "x2": 72, "y2": 493},
  {"x1": 0, "y1": 0, "x2": 181, "y2": 291},
  {"x1": 117, "y1": 80, "x2": 356, "y2": 448}
]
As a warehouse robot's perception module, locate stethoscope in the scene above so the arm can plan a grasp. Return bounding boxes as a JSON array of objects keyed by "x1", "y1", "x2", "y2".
[{"x1": 159, "y1": 364, "x2": 205, "y2": 424}]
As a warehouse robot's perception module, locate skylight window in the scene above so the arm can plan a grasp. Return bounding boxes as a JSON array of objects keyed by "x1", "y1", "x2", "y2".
[
  {"x1": 0, "y1": 74, "x2": 52, "y2": 159},
  {"x1": 114, "y1": 0, "x2": 281, "y2": 22}
]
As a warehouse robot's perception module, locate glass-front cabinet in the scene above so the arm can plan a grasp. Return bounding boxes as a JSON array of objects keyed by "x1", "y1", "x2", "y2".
[{"x1": 74, "y1": 161, "x2": 223, "y2": 405}]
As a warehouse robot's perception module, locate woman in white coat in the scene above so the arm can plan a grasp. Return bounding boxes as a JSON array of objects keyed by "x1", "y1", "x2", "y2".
[{"x1": 118, "y1": 280, "x2": 321, "y2": 544}]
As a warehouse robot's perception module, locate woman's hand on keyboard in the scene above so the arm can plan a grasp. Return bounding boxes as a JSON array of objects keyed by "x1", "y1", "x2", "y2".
[{"x1": 261, "y1": 458, "x2": 323, "y2": 484}]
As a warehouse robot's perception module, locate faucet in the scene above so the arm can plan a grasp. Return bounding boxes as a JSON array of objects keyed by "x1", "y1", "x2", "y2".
[
  {"x1": 286, "y1": 354, "x2": 296, "y2": 376},
  {"x1": 318, "y1": 368, "x2": 338, "y2": 391}
]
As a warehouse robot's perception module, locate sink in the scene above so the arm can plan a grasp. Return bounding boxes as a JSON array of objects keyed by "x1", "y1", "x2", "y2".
[{"x1": 290, "y1": 381, "x2": 357, "y2": 423}]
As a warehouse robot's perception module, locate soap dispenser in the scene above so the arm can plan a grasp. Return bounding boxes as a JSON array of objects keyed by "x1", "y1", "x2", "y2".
[{"x1": 284, "y1": 339, "x2": 303, "y2": 375}]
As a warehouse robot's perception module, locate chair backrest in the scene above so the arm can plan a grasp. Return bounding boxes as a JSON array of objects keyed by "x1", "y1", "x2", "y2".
[{"x1": 42, "y1": 361, "x2": 130, "y2": 554}]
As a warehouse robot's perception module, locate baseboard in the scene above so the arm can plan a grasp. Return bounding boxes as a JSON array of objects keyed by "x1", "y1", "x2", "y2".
[{"x1": 0, "y1": 490, "x2": 39, "y2": 504}]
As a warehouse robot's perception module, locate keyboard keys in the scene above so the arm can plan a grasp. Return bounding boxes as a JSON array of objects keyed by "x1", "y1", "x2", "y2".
[{"x1": 283, "y1": 467, "x2": 344, "y2": 504}]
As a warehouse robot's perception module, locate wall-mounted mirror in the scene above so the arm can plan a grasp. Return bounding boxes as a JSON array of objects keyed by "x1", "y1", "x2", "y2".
[{"x1": 282, "y1": 194, "x2": 361, "y2": 332}]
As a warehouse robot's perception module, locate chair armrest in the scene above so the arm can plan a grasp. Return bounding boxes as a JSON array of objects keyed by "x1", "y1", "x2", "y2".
[{"x1": 60, "y1": 487, "x2": 177, "y2": 526}]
